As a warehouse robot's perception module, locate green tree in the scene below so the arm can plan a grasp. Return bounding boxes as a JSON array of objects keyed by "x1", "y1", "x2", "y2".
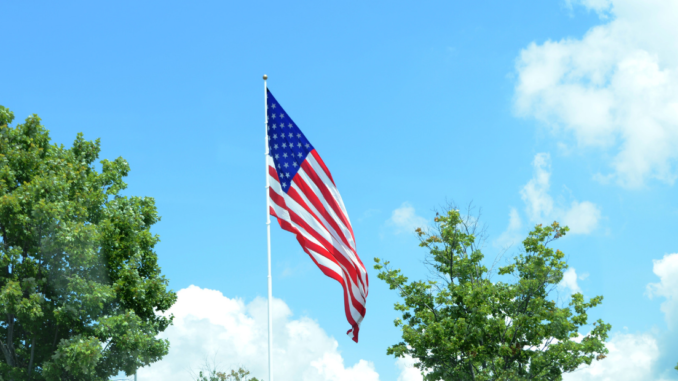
[
  {"x1": 374, "y1": 208, "x2": 611, "y2": 381},
  {"x1": 0, "y1": 106, "x2": 176, "y2": 380},
  {"x1": 196, "y1": 367, "x2": 260, "y2": 381}
]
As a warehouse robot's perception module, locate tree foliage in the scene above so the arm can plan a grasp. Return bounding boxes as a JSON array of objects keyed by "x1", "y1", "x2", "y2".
[
  {"x1": 374, "y1": 208, "x2": 611, "y2": 381},
  {"x1": 0, "y1": 106, "x2": 176, "y2": 380},
  {"x1": 196, "y1": 366, "x2": 260, "y2": 381}
]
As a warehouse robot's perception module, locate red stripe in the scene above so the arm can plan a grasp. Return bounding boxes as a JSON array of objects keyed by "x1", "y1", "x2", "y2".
[
  {"x1": 293, "y1": 166, "x2": 368, "y2": 296},
  {"x1": 311, "y1": 149, "x2": 335, "y2": 185},
  {"x1": 270, "y1": 168, "x2": 367, "y2": 299},
  {"x1": 269, "y1": 189, "x2": 366, "y2": 316},
  {"x1": 269, "y1": 186, "x2": 360, "y2": 284},
  {"x1": 285, "y1": 212, "x2": 366, "y2": 316},
  {"x1": 288, "y1": 175, "x2": 353, "y2": 253},
  {"x1": 270, "y1": 207, "x2": 361, "y2": 329},
  {"x1": 299, "y1": 161, "x2": 354, "y2": 251},
  {"x1": 310, "y1": 150, "x2": 357, "y2": 246},
  {"x1": 268, "y1": 156, "x2": 367, "y2": 342}
]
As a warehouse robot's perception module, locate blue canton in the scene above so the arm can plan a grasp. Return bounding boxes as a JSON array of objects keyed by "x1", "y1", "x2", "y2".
[{"x1": 267, "y1": 89, "x2": 315, "y2": 193}]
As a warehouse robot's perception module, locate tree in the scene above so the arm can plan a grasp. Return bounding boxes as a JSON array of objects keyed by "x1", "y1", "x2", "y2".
[
  {"x1": 0, "y1": 106, "x2": 176, "y2": 380},
  {"x1": 190, "y1": 354, "x2": 260, "y2": 381},
  {"x1": 195, "y1": 367, "x2": 260, "y2": 381},
  {"x1": 374, "y1": 207, "x2": 611, "y2": 381}
]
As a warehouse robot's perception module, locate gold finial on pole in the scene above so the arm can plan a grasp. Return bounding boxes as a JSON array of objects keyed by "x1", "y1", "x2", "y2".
[{"x1": 263, "y1": 74, "x2": 268, "y2": 80}]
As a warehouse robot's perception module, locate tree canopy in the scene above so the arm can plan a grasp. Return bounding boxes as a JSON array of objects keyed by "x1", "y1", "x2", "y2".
[
  {"x1": 0, "y1": 106, "x2": 176, "y2": 380},
  {"x1": 374, "y1": 208, "x2": 611, "y2": 381}
]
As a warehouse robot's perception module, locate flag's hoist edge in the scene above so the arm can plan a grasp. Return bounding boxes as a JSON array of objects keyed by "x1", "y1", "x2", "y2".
[{"x1": 266, "y1": 89, "x2": 369, "y2": 343}]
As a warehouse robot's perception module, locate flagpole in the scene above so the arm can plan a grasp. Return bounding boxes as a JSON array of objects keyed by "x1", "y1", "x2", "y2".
[{"x1": 263, "y1": 74, "x2": 274, "y2": 381}]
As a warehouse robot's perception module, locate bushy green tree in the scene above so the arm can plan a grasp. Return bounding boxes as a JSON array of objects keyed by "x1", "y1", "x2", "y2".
[
  {"x1": 0, "y1": 106, "x2": 176, "y2": 380},
  {"x1": 374, "y1": 208, "x2": 611, "y2": 381}
]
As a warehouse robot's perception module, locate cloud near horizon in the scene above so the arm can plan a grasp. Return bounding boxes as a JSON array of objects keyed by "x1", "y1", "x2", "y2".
[
  {"x1": 137, "y1": 285, "x2": 408, "y2": 381},
  {"x1": 563, "y1": 332, "x2": 662, "y2": 381}
]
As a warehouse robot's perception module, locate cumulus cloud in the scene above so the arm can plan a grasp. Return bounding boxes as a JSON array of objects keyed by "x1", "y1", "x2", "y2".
[
  {"x1": 387, "y1": 202, "x2": 428, "y2": 235},
  {"x1": 494, "y1": 207, "x2": 523, "y2": 248},
  {"x1": 562, "y1": 201, "x2": 602, "y2": 235},
  {"x1": 565, "y1": 0, "x2": 613, "y2": 13},
  {"x1": 520, "y1": 153, "x2": 602, "y2": 234},
  {"x1": 521, "y1": 153, "x2": 555, "y2": 222},
  {"x1": 563, "y1": 332, "x2": 660, "y2": 381},
  {"x1": 646, "y1": 253, "x2": 678, "y2": 330},
  {"x1": 138, "y1": 286, "x2": 381, "y2": 381},
  {"x1": 395, "y1": 355, "x2": 423, "y2": 381},
  {"x1": 515, "y1": 0, "x2": 678, "y2": 188},
  {"x1": 559, "y1": 267, "x2": 582, "y2": 294}
]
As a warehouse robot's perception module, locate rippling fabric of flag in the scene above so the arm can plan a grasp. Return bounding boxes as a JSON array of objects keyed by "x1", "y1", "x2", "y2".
[{"x1": 265, "y1": 89, "x2": 368, "y2": 343}]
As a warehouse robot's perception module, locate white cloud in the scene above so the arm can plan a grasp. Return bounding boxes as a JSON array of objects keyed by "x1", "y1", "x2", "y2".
[
  {"x1": 521, "y1": 153, "x2": 554, "y2": 222},
  {"x1": 559, "y1": 267, "x2": 582, "y2": 294},
  {"x1": 138, "y1": 286, "x2": 382, "y2": 381},
  {"x1": 515, "y1": 0, "x2": 678, "y2": 188},
  {"x1": 562, "y1": 201, "x2": 602, "y2": 234},
  {"x1": 563, "y1": 332, "x2": 660, "y2": 381},
  {"x1": 494, "y1": 207, "x2": 523, "y2": 248},
  {"x1": 395, "y1": 355, "x2": 423, "y2": 381},
  {"x1": 646, "y1": 253, "x2": 678, "y2": 330},
  {"x1": 387, "y1": 202, "x2": 428, "y2": 235},
  {"x1": 520, "y1": 153, "x2": 602, "y2": 234},
  {"x1": 566, "y1": 0, "x2": 613, "y2": 14}
]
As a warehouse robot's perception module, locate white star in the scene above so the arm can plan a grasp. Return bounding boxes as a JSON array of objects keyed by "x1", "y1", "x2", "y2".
[
  {"x1": 273, "y1": 134, "x2": 277, "y2": 139},
  {"x1": 285, "y1": 172, "x2": 290, "y2": 178},
  {"x1": 288, "y1": 123, "x2": 293, "y2": 128},
  {"x1": 282, "y1": 143, "x2": 287, "y2": 148},
  {"x1": 283, "y1": 153, "x2": 288, "y2": 158},
  {"x1": 279, "y1": 113, "x2": 284, "y2": 118},
  {"x1": 275, "y1": 154, "x2": 279, "y2": 159},
  {"x1": 297, "y1": 152, "x2": 302, "y2": 158},
  {"x1": 293, "y1": 162, "x2": 298, "y2": 167},
  {"x1": 288, "y1": 133, "x2": 293, "y2": 138},
  {"x1": 296, "y1": 133, "x2": 301, "y2": 138},
  {"x1": 284, "y1": 162, "x2": 289, "y2": 168},
  {"x1": 272, "y1": 124, "x2": 277, "y2": 129},
  {"x1": 282, "y1": 181, "x2": 287, "y2": 187},
  {"x1": 271, "y1": 104, "x2": 277, "y2": 109},
  {"x1": 271, "y1": 114, "x2": 276, "y2": 119},
  {"x1": 297, "y1": 143, "x2": 302, "y2": 148},
  {"x1": 274, "y1": 144, "x2": 279, "y2": 149},
  {"x1": 305, "y1": 143, "x2": 310, "y2": 148}
]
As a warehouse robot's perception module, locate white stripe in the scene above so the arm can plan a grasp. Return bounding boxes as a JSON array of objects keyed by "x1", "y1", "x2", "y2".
[
  {"x1": 306, "y1": 155, "x2": 353, "y2": 227},
  {"x1": 269, "y1": 169, "x2": 367, "y2": 305},
  {"x1": 305, "y1": 156, "x2": 369, "y2": 294},
  {"x1": 267, "y1": 157, "x2": 367, "y2": 331},
  {"x1": 269, "y1": 170, "x2": 360, "y2": 275},
  {"x1": 306, "y1": 248, "x2": 365, "y2": 323},
  {"x1": 296, "y1": 162, "x2": 367, "y2": 287},
  {"x1": 294, "y1": 167, "x2": 356, "y2": 253},
  {"x1": 269, "y1": 198, "x2": 324, "y2": 249},
  {"x1": 289, "y1": 171, "x2": 352, "y2": 251}
]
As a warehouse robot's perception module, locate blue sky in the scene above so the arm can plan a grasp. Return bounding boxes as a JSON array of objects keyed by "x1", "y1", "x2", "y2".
[{"x1": 3, "y1": 1, "x2": 678, "y2": 380}]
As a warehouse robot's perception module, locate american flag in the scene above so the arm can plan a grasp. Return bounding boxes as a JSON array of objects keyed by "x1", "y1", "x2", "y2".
[{"x1": 265, "y1": 89, "x2": 368, "y2": 342}]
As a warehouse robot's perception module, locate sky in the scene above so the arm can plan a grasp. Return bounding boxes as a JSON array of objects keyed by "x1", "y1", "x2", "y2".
[{"x1": 2, "y1": 0, "x2": 678, "y2": 380}]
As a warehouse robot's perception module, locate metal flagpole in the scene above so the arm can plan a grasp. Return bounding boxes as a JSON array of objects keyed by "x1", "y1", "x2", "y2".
[{"x1": 263, "y1": 74, "x2": 274, "y2": 381}]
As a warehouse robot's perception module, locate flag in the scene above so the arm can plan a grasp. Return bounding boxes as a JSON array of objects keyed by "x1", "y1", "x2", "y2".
[{"x1": 265, "y1": 89, "x2": 368, "y2": 342}]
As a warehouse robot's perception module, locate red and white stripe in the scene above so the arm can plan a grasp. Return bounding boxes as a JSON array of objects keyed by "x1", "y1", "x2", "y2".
[{"x1": 267, "y1": 150, "x2": 368, "y2": 342}]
